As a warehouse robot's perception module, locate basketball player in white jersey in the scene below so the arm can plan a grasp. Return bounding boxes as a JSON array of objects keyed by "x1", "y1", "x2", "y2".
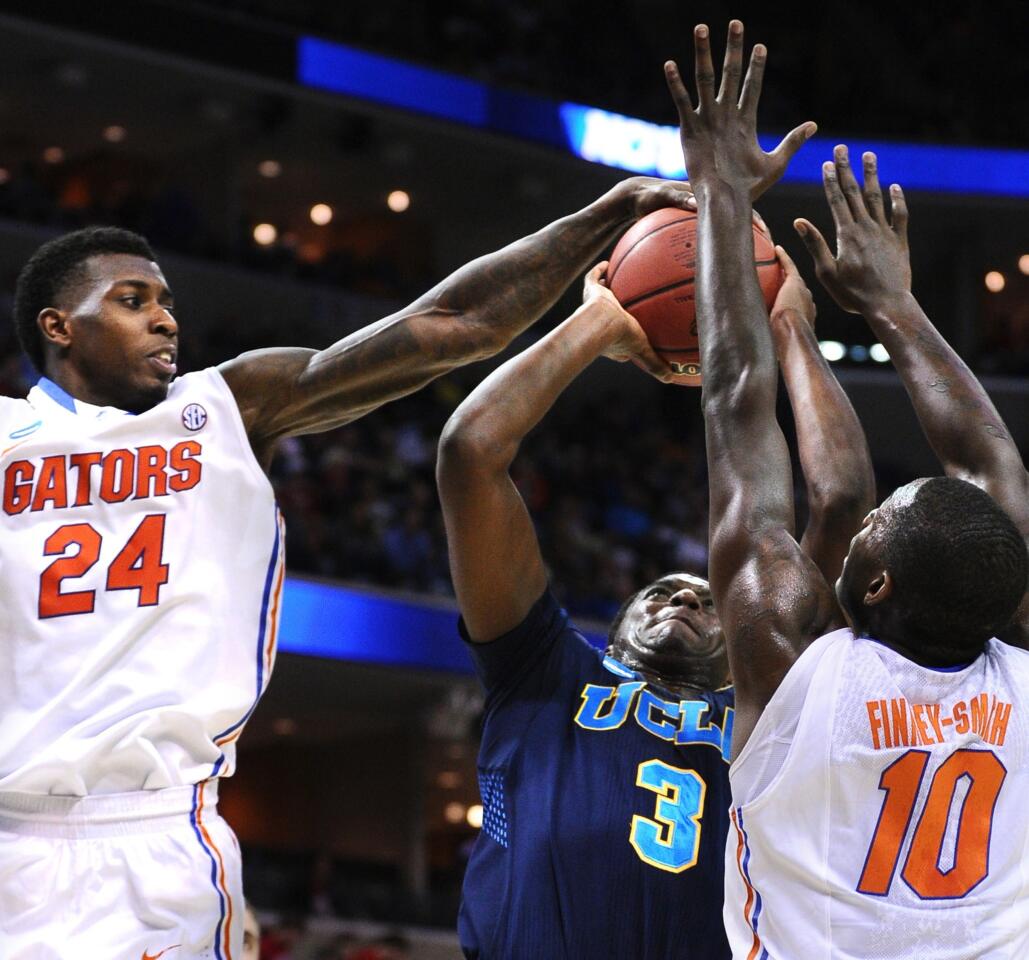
[
  {"x1": 663, "y1": 21, "x2": 1029, "y2": 959},
  {"x1": 0, "y1": 176, "x2": 703, "y2": 958}
]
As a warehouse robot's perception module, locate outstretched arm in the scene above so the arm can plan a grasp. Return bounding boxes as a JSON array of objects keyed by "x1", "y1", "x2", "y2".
[
  {"x1": 795, "y1": 147, "x2": 1029, "y2": 644},
  {"x1": 437, "y1": 265, "x2": 669, "y2": 642},
  {"x1": 665, "y1": 21, "x2": 839, "y2": 756},
  {"x1": 768, "y1": 246, "x2": 875, "y2": 587},
  {"x1": 219, "y1": 177, "x2": 693, "y2": 468}
]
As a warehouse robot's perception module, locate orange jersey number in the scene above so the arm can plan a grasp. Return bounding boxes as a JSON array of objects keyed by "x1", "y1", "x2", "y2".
[
  {"x1": 858, "y1": 748, "x2": 1005, "y2": 899},
  {"x1": 39, "y1": 514, "x2": 169, "y2": 618}
]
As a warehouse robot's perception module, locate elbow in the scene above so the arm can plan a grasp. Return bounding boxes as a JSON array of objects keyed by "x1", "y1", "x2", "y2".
[
  {"x1": 437, "y1": 410, "x2": 517, "y2": 487},
  {"x1": 808, "y1": 482, "x2": 874, "y2": 532}
]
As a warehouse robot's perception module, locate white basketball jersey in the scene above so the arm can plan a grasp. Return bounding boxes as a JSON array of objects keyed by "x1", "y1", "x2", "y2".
[
  {"x1": 0, "y1": 371, "x2": 284, "y2": 795},
  {"x1": 725, "y1": 628, "x2": 1029, "y2": 960}
]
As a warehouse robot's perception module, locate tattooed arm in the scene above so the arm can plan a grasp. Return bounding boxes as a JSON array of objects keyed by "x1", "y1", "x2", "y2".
[
  {"x1": 768, "y1": 246, "x2": 875, "y2": 589},
  {"x1": 795, "y1": 147, "x2": 1029, "y2": 645},
  {"x1": 218, "y1": 177, "x2": 693, "y2": 469},
  {"x1": 665, "y1": 22, "x2": 838, "y2": 758}
]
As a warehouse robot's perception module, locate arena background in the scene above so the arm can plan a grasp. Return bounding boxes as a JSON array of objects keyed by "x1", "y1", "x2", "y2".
[{"x1": 0, "y1": 2, "x2": 1024, "y2": 956}]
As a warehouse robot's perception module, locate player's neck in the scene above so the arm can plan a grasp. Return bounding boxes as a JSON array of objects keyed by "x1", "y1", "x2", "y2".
[{"x1": 635, "y1": 663, "x2": 723, "y2": 699}]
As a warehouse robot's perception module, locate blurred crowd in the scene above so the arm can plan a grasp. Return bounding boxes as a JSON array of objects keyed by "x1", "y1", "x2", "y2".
[{"x1": 0, "y1": 162, "x2": 428, "y2": 300}]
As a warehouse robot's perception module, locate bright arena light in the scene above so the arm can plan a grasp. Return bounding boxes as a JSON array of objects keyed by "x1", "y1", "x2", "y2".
[
  {"x1": 1019, "y1": 254, "x2": 1029, "y2": 275},
  {"x1": 444, "y1": 802, "x2": 465, "y2": 824},
  {"x1": 310, "y1": 203, "x2": 333, "y2": 225},
  {"x1": 387, "y1": 189, "x2": 410, "y2": 212},
  {"x1": 984, "y1": 271, "x2": 1005, "y2": 293},
  {"x1": 253, "y1": 223, "x2": 278, "y2": 246},
  {"x1": 869, "y1": 343, "x2": 890, "y2": 363},
  {"x1": 818, "y1": 340, "x2": 846, "y2": 362},
  {"x1": 42, "y1": 146, "x2": 64, "y2": 164},
  {"x1": 258, "y1": 159, "x2": 282, "y2": 178},
  {"x1": 466, "y1": 804, "x2": 484, "y2": 829},
  {"x1": 103, "y1": 125, "x2": 126, "y2": 143}
]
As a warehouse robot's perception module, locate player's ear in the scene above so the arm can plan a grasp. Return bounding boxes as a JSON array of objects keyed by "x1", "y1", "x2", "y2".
[
  {"x1": 38, "y1": 308, "x2": 72, "y2": 351},
  {"x1": 864, "y1": 570, "x2": 892, "y2": 606}
]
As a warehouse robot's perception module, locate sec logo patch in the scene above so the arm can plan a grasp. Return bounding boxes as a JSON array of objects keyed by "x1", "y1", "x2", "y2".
[{"x1": 181, "y1": 403, "x2": 208, "y2": 431}]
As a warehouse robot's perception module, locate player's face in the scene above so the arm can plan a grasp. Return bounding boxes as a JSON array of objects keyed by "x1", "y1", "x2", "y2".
[
  {"x1": 59, "y1": 254, "x2": 178, "y2": 413},
  {"x1": 620, "y1": 573, "x2": 726, "y2": 670}
]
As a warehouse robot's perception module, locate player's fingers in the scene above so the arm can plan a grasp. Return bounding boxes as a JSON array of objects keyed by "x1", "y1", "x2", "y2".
[
  {"x1": 632, "y1": 343, "x2": 676, "y2": 383},
  {"x1": 583, "y1": 262, "x2": 608, "y2": 300},
  {"x1": 774, "y1": 244, "x2": 801, "y2": 279},
  {"x1": 793, "y1": 219, "x2": 835, "y2": 276},
  {"x1": 768, "y1": 121, "x2": 817, "y2": 173},
  {"x1": 663, "y1": 60, "x2": 695, "y2": 126},
  {"x1": 821, "y1": 160, "x2": 853, "y2": 228},
  {"x1": 718, "y1": 19, "x2": 745, "y2": 104},
  {"x1": 889, "y1": 184, "x2": 909, "y2": 245},
  {"x1": 693, "y1": 24, "x2": 717, "y2": 109},
  {"x1": 737, "y1": 43, "x2": 766, "y2": 118},
  {"x1": 833, "y1": 145, "x2": 867, "y2": 221},
  {"x1": 861, "y1": 152, "x2": 887, "y2": 226}
]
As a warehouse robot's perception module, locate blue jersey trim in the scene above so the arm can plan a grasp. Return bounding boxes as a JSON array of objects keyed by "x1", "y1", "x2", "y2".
[
  {"x1": 190, "y1": 785, "x2": 227, "y2": 960},
  {"x1": 737, "y1": 808, "x2": 769, "y2": 959},
  {"x1": 863, "y1": 635, "x2": 974, "y2": 673},
  {"x1": 210, "y1": 507, "x2": 282, "y2": 765},
  {"x1": 36, "y1": 376, "x2": 77, "y2": 412}
]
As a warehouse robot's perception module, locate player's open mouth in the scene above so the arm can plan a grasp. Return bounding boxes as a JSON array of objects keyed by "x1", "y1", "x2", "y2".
[{"x1": 147, "y1": 348, "x2": 177, "y2": 377}]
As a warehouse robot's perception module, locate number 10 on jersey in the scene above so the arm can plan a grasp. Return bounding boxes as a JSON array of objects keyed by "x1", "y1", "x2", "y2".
[{"x1": 858, "y1": 748, "x2": 1005, "y2": 900}]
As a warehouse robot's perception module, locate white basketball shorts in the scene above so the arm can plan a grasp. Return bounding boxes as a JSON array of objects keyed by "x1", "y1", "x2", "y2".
[{"x1": 0, "y1": 781, "x2": 243, "y2": 960}]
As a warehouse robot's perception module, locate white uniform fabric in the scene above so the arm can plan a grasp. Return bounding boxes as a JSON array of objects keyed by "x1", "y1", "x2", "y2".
[
  {"x1": 0, "y1": 781, "x2": 241, "y2": 960},
  {"x1": 0, "y1": 370, "x2": 283, "y2": 955},
  {"x1": 725, "y1": 628, "x2": 1029, "y2": 960}
]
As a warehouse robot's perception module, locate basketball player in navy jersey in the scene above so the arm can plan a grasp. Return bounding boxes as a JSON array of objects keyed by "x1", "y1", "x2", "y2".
[{"x1": 437, "y1": 213, "x2": 874, "y2": 955}]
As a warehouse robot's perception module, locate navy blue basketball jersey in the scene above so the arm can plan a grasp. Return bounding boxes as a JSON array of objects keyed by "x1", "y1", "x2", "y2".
[{"x1": 458, "y1": 589, "x2": 733, "y2": 959}]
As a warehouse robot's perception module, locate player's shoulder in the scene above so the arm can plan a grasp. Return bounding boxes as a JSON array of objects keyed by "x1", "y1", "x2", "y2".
[{"x1": 0, "y1": 393, "x2": 34, "y2": 428}]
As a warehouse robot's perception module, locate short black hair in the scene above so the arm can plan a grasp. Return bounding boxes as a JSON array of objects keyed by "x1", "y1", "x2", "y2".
[
  {"x1": 883, "y1": 477, "x2": 1028, "y2": 657},
  {"x1": 14, "y1": 226, "x2": 157, "y2": 372}
]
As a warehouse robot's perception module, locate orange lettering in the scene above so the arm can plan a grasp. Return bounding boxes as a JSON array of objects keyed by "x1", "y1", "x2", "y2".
[
  {"x1": 867, "y1": 701, "x2": 884, "y2": 749},
  {"x1": 891, "y1": 698, "x2": 910, "y2": 747},
  {"x1": 926, "y1": 704, "x2": 945, "y2": 744},
  {"x1": 134, "y1": 445, "x2": 169, "y2": 499},
  {"x1": 953, "y1": 700, "x2": 970, "y2": 735},
  {"x1": 100, "y1": 449, "x2": 135, "y2": 503},
  {"x1": 168, "y1": 440, "x2": 202, "y2": 491},
  {"x1": 912, "y1": 704, "x2": 932, "y2": 745},
  {"x1": 30, "y1": 455, "x2": 68, "y2": 511},
  {"x1": 3, "y1": 459, "x2": 34, "y2": 514},
  {"x1": 69, "y1": 452, "x2": 102, "y2": 506},
  {"x1": 988, "y1": 702, "x2": 1011, "y2": 747}
]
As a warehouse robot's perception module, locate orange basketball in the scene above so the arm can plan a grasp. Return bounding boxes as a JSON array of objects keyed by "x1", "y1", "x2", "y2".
[{"x1": 608, "y1": 208, "x2": 782, "y2": 386}]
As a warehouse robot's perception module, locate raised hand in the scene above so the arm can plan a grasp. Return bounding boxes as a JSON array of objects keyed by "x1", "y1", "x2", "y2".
[
  {"x1": 663, "y1": 21, "x2": 816, "y2": 200},
  {"x1": 795, "y1": 147, "x2": 912, "y2": 314}
]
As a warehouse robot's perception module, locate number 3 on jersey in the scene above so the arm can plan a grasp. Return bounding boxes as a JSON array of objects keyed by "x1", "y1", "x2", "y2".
[
  {"x1": 39, "y1": 514, "x2": 170, "y2": 618},
  {"x1": 630, "y1": 759, "x2": 706, "y2": 873}
]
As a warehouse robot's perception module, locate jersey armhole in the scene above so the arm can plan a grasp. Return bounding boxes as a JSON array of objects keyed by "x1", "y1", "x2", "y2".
[
  {"x1": 205, "y1": 367, "x2": 276, "y2": 495},
  {"x1": 729, "y1": 630, "x2": 848, "y2": 809}
]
